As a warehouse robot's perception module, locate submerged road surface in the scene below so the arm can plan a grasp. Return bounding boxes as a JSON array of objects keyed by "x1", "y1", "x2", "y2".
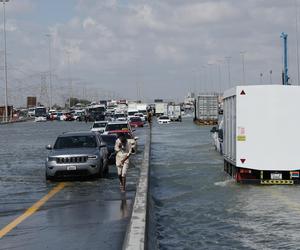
[
  {"x1": 149, "y1": 118, "x2": 300, "y2": 250},
  {"x1": 0, "y1": 121, "x2": 146, "y2": 250}
]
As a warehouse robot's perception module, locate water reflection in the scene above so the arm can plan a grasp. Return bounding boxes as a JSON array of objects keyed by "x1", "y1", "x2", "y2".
[{"x1": 120, "y1": 193, "x2": 129, "y2": 219}]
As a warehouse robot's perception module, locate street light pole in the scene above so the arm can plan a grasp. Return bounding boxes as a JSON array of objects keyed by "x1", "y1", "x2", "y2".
[
  {"x1": 1, "y1": 0, "x2": 9, "y2": 122},
  {"x1": 66, "y1": 50, "x2": 72, "y2": 108},
  {"x1": 225, "y1": 57, "x2": 231, "y2": 88},
  {"x1": 46, "y1": 34, "x2": 53, "y2": 109},
  {"x1": 240, "y1": 51, "x2": 246, "y2": 85}
]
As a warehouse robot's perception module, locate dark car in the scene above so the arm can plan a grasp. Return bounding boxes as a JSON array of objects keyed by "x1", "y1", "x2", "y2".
[{"x1": 100, "y1": 134, "x2": 118, "y2": 165}]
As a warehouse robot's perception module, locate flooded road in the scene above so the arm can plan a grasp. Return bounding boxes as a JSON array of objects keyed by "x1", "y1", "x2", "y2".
[
  {"x1": 0, "y1": 121, "x2": 146, "y2": 250},
  {"x1": 149, "y1": 118, "x2": 300, "y2": 250}
]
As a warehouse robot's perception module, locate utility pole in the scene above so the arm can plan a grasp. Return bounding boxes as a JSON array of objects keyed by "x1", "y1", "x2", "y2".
[
  {"x1": 66, "y1": 50, "x2": 72, "y2": 108},
  {"x1": 207, "y1": 63, "x2": 214, "y2": 93},
  {"x1": 46, "y1": 34, "x2": 53, "y2": 109},
  {"x1": 225, "y1": 57, "x2": 232, "y2": 88},
  {"x1": 39, "y1": 72, "x2": 49, "y2": 107},
  {"x1": 217, "y1": 61, "x2": 222, "y2": 94},
  {"x1": 1, "y1": 0, "x2": 9, "y2": 122},
  {"x1": 240, "y1": 51, "x2": 246, "y2": 85},
  {"x1": 260, "y1": 73, "x2": 263, "y2": 84}
]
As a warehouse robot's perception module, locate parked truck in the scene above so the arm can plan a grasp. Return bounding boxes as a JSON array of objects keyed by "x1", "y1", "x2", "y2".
[
  {"x1": 168, "y1": 105, "x2": 182, "y2": 122},
  {"x1": 223, "y1": 85, "x2": 300, "y2": 184},
  {"x1": 194, "y1": 94, "x2": 218, "y2": 125}
]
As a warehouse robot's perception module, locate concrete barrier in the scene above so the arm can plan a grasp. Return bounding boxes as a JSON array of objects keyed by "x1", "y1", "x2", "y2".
[
  {"x1": 123, "y1": 126, "x2": 151, "y2": 250},
  {"x1": 0, "y1": 118, "x2": 33, "y2": 125}
]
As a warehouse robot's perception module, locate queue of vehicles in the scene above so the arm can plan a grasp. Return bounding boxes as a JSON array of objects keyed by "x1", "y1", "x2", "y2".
[{"x1": 45, "y1": 109, "x2": 144, "y2": 181}]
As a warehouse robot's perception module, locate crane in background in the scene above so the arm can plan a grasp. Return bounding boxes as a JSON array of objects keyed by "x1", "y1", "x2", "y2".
[{"x1": 281, "y1": 32, "x2": 289, "y2": 85}]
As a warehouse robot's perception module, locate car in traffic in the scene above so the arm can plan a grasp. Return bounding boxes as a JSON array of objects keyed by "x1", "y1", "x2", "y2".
[
  {"x1": 100, "y1": 134, "x2": 118, "y2": 164},
  {"x1": 157, "y1": 115, "x2": 171, "y2": 124},
  {"x1": 45, "y1": 131, "x2": 109, "y2": 180},
  {"x1": 129, "y1": 116, "x2": 144, "y2": 128},
  {"x1": 91, "y1": 121, "x2": 108, "y2": 133},
  {"x1": 106, "y1": 130, "x2": 138, "y2": 154},
  {"x1": 133, "y1": 112, "x2": 146, "y2": 122},
  {"x1": 104, "y1": 121, "x2": 133, "y2": 134}
]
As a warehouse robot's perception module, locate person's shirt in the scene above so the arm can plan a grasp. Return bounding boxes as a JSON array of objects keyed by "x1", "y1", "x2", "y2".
[{"x1": 114, "y1": 138, "x2": 132, "y2": 165}]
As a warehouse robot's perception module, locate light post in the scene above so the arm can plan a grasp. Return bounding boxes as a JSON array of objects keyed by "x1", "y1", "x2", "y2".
[
  {"x1": 1, "y1": 0, "x2": 9, "y2": 122},
  {"x1": 46, "y1": 34, "x2": 53, "y2": 109},
  {"x1": 269, "y1": 70, "x2": 273, "y2": 84},
  {"x1": 225, "y1": 56, "x2": 231, "y2": 88},
  {"x1": 240, "y1": 51, "x2": 246, "y2": 85},
  {"x1": 260, "y1": 73, "x2": 263, "y2": 84},
  {"x1": 66, "y1": 50, "x2": 72, "y2": 108}
]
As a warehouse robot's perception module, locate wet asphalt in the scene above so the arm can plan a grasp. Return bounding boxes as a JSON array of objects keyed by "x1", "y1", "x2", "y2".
[{"x1": 0, "y1": 121, "x2": 146, "y2": 250}]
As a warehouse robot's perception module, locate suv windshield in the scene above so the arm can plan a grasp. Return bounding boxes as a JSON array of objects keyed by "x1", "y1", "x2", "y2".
[
  {"x1": 100, "y1": 135, "x2": 117, "y2": 145},
  {"x1": 106, "y1": 124, "x2": 129, "y2": 131},
  {"x1": 54, "y1": 136, "x2": 97, "y2": 149}
]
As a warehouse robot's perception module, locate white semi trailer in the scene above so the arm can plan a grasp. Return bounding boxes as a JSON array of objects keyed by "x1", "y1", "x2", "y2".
[
  {"x1": 155, "y1": 103, "x2": 168, "y2": 116},
  {"x1": 223, "y1": 85, "x2": 300, "y2": 184},
  {"x1": 168, "y1": 105, "x2": 182, "y2": 121},
  {"x1": 195, "y1": 94, "x2": 219, "y2": 125}
]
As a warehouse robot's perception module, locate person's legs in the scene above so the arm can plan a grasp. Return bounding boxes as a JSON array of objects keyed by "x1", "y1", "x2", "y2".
[
  {"x1": 121, "y1": 163, "x2": 129, "y2": 192},
  {"x1": 116, "y1": 165, "x2": 123, "y2": 188}
]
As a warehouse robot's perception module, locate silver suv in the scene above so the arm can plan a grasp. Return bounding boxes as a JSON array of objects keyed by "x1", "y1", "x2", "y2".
[{"x1": 45, "y1": 131, "x2": 108, "y2": 180}]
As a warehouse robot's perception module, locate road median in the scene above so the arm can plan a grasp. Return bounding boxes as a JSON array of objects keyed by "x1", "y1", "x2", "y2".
[{"x1": 123, "y1": 125, "x2": 151, "y2": 250}]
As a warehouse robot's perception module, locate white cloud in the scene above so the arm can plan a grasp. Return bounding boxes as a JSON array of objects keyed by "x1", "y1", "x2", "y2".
[
  {"x1": 173, "y1": 2, "x2": 240, "y2": 25},
  {"x1": 155, "y1": 44, "x2": 186, "y2": 63},
  {"x1": 1, "y1": 0, "x2": 299, "y2": 106}
]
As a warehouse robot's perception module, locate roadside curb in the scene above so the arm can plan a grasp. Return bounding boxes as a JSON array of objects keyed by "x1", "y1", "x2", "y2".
[{"x1": 123, "y1": 125, "x2": 151, "y2": 250}]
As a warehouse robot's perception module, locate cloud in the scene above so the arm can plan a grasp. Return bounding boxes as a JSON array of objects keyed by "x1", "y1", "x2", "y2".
[
  {"x1": 1, "y1": 0, "x2": 299, "y2": 106},
  {"x1": 173, "y1": 2, "x2": 241, "y2": 26}
]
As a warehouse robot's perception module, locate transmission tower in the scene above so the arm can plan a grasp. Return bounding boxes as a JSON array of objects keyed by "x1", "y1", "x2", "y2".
[{"x1": 39, "y1": 72, "x2": 50, "y2": 107}]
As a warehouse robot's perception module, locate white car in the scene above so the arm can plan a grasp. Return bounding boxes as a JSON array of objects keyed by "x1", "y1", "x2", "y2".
[
  {"x1": 91, "y1": 121, "x2": 108, "y2": 133},
  {"x1": 35, "y1": 116, "x2": 47, "y2": 122},
  {"x1": 157, "y1": 116, "x2": 171, "y2": 124}
]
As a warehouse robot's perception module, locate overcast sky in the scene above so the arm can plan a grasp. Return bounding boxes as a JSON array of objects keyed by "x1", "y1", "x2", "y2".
[{"x1": 0, "y1": 0, "x2": 299, "y2": 106}]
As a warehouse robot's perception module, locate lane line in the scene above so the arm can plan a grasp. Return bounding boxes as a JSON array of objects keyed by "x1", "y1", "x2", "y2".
[{"x1": 0, "y1": 182, "x2": 67, "y2": 239}]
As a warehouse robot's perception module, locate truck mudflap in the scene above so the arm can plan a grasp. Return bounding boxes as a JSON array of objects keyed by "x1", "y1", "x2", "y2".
[{"x1": 224, "y1": 160, "x2": 300, "y2": 185}]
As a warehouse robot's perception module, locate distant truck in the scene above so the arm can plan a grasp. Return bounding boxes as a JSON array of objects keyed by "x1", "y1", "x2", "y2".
[
  {"x1": 223, "y1": 85, "x2": 300, "y2": 184},
  {"x1": 194, "y1": 94, "x2": 218, "y2": 125},
  {"x1": 168, "y1": 105, "x2": 182, "y2": 122},
  {"x1": 128, "y1": 102, "x2": 138, "y2": 119},
  {"x1": 155, "y1": 103, "x2": 168, "y2": 116}
]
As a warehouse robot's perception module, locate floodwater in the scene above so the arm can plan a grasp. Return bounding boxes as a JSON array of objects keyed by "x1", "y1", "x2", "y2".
[
  {"x1": 0, "y1": 120, "x2": 145, "y2": 250},
  {"x1": 148, "y1": 118, "x2": 300, "y2": 250}
]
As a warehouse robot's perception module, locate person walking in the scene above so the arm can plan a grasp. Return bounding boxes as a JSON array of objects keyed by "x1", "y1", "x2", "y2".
[{"x1": 114, "y1": 133, "x2": 133, "y2": 192}]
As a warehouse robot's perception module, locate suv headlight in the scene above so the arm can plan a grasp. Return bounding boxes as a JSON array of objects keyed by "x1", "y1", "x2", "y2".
[{"x1": 88, "y1": 155, "x2": 98, "y2": 159}]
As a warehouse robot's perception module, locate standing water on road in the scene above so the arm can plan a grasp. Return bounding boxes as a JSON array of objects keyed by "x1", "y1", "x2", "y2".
[{"x1": 148, "y1": 118, "x2": 300, "y2": 250}]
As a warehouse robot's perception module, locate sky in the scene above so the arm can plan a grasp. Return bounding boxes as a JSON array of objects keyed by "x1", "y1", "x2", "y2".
[{"x1": 0, "y1": 0, "x2": 300, "y2": 106}]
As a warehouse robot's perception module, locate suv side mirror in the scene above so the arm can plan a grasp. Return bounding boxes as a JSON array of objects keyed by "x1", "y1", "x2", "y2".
[{"x1": 46, "y1": 144, "x2": 52, "y2": 150}]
